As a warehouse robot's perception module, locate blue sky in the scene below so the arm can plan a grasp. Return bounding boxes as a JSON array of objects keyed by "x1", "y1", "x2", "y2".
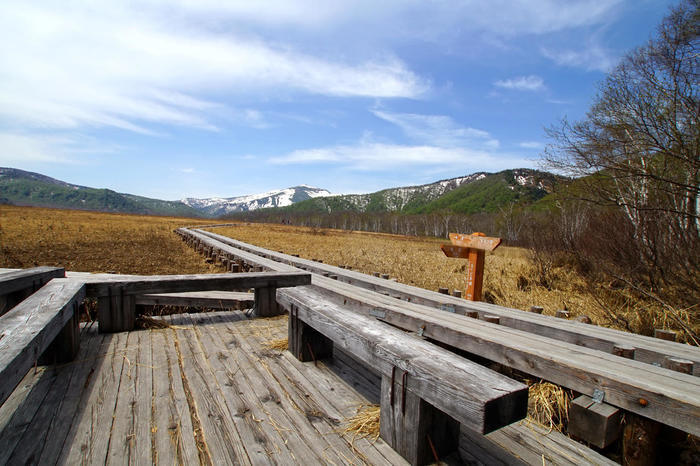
[{"x1": 0, "y1": 1, "x2": 674, "y2": 200}]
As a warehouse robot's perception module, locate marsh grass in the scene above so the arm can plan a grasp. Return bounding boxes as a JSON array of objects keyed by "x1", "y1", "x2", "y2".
[{"x1": 0, "y1": 205, "x2": 224, "y2": 274}]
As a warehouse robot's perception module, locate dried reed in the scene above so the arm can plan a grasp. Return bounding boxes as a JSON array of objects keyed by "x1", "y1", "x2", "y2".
[
  {"x1": 341, "y1": 404, "x2": 380, "y2": 442},
  {"x1": 527, "y1": 381, "x2": 572, "y2": 432}
]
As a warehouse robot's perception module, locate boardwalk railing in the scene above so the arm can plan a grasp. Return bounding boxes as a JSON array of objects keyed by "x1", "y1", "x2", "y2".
[
  {"x1": 178, "y1": 226, "x2": 700, "y2": 464},
  {"x1": 0, "y1": 271, "x2": 310, "y2": 409}
]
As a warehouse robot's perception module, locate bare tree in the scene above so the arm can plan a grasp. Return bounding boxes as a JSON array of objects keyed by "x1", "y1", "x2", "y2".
[{"x1": 544, "y1": 0, "x2": 699, "y2": 302}]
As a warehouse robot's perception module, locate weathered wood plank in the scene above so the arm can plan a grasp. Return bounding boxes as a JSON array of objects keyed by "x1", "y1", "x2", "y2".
[
  {"x1": 156, "y1": 324, "x2": 201, "y2": 466},
  {"x1": 319, "y1": 279, "x2": 700, "y2": 436},
  {"x1": 169, "y1": 314, "x2": 249, "y2": 465},
  {"x1": 84, "y1": 271, "x2": 310, "y2": 298},
  {"x1": 209, "y1": 311, "x2": 402, "y2": 466},
  {"x1": 279, "y1": 287, "x2": 529, "y2": 435},
  {"x1": 37, "y1": 323, "x2": 105, "y2": 464},
  {"x1": 0, "y1": 279, "x2": 85, "y2": 407},
  {"x1": 185, "y1": 314, "x2": 278, "y2": 466},
  {"x1": 0, "y1": 367, "x2": 54, "y2": 465},
  {"x1": 198, "y1": 313, "x2": 332, "y2": 464},
  {"x1": 190, "y1": 228, "x2": 700, "y2": 375},
  {"x1": 62, "y1": 332, "x2": 129, "y2": 464},
  {"x1": 135, "y1": 291, "x2": 254, "y2": 308},
  {"x1": 7, "y1": 325, "x2": 96, "y2": 464},
  {"x1": 182, "y1": 229, "x2": 700, "y2": 435},
  {"x1": 0, "y1": 266, "x2": 65, "y2": 300}
]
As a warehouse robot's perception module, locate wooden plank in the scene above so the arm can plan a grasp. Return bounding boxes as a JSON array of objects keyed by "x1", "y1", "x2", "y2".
[
  {"x1": 312, "y1": 278, "x2": 700, "y2": 436},
  {"x1": 135, "y1": 291, "x2": 254, "y2": 308},
  {"x1": 0, "y1": 279, "x2": 85, "y2": 407},
  {"x1": 208, "y1": 311, "x2": 400, "y2": 466},
  {"x1": 84, "y1": 271, "x2": 311, "y2": 297},
  {"x1": 465, "y1": 421, "x2": 618, "y2": 466},
  {"x1": 183, "y1": 314, "x2": 278, "y2": 466},
  {"x1": 0, "y1": 366, "x2": 55, "y2": 465},
  {"x1": 449, "y1": 233, "x2": 501, "y2": 251},
  {"x1": 279, "y1": 287, "x2": 529, "y2": 434},
  {"x1": 8, "y1": 324, "x2": 97, "y2": 464},
  {"x1": 198, "y1": 313, "x2": 336, "y2": 465},
  {"x1": 188, "y1": 228, "x2": 700, "y2": 375},
  {"x1": 168, "y1": 314, "x2": 249, "y2": 464},
  {"x1": 36, "y1": 323, "x2": 105, "y2": 464},
  {"x1": 105, "y1": 331, "x2": 146, "y2": 464},
  {"x1": 0, "y1": 266, "x2": 65, "y2": 296},
  {"x1": 181, "y1": 228, "x2": 700, "y2": 433},
  {"x1": 155, "y1": 324, "x2": 201, "y2": 466},
  {"x1": 62, "y1": 331, "x2": 129, "y2": 464}
]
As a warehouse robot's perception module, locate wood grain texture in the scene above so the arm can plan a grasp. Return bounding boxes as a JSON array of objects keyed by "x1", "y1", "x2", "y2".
[
  {"x1": 279, "y1": 287, "x2": 529, "y2": 435},
  {"x1": 0, "y1": 266, "x2": 65, "y2": 296},
  {"x1": 184, "y1": 228, "x2": 700, "y2": 435},
  {"x1": 0, "y1": 278, "x2": 85, "y2": 407},
  {"x1": 84, "y1": 271, "x2": 310, "y2": 297},
  {"x1": 190, "y1": 228, "x2": 700, "y2": 375}
]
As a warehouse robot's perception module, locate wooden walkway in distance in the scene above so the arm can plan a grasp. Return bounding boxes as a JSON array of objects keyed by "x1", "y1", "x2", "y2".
[{"x1": 0, "y1": 311, "x2": 407, "y2": 465}]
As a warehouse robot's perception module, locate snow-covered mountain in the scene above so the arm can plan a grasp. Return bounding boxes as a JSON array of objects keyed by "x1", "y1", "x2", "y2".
[{"x1": 182, "y1": 185, "x2": 331, "y2": 217}]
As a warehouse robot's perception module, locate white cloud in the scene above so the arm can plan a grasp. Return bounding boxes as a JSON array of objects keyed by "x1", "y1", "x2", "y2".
[
  {"x1": 494, "y1": 75, "x2": 545, "y2": 91},
  {"x1": 541, "y1": 45, "x2": 617, "y2": 72},
  {"x1": 371, "y1": 110, "x2": 499, "y2": 148},
  {"x1": 0, "y1": 2, "x2": 427, "y2": 136},
  {"x1": 0, "y1": 132, "x2": 117, "y2": 164},
  {"x1": 519, "y1": 141, "x2": 543, "y2": 149},
  {"x1": 269, "y1": 140, "x2": 531, "y2": 172}
]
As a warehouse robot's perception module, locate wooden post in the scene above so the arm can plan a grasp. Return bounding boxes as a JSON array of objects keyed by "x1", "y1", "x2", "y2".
[
  {"x1": 654, "y1": 329, "x2": 676, "y2": 342},
  {"x1": 441, "y1": 232, "x2": 501, "y2": 302},
  {"x1": 569, "y1": 395, "x2": 622, "y2": 448},
  {"x1": 39, "y1": 300, "x2": 81, "y2": 364},
  {"x1": 253, "y1": 287, "x2": 281, "y2": 317},
  {"x1": 380, "y1": 372, "x2": 460, "y2": 466},
  {"x1": 97, "y1": 288, "x2": 135, "y2": 333},
  {"x1": 288, "y1": 306, "x2": 333, "y2": 362}
]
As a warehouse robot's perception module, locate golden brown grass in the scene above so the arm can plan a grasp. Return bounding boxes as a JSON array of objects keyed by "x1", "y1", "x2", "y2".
[
  {"x1": 341, "y1": 405, "x2": 381, "y2": 442},
  {"x1": 526, "y1": 381, "x2": 573, "y2": 432},
  {"x1": 0, "y1": 205, "x2": 224, "y2": 274}
]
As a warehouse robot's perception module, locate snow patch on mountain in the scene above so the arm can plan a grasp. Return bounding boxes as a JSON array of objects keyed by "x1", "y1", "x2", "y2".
[{"x1": 182, "y1": 185, "x2": 331, "y2": 216}]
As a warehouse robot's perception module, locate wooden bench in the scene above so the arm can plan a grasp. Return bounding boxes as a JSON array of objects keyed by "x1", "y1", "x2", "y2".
[
  {"x1": 0, "y1": 267, "x2": 65, "y2": 316},
  {"x1": 279, "y1": 286, "x2": 528, "y2": 465},
  {"x1": 80, "y1": 271, "x2": 311, "y2": 332},
  {"x1": 192, "y1": 228, "x2": 700, "y2": 375},
  {"x1": 134, "y1": 290, "x2": 254, "y2": 309},
  {"x1": 180, "y1": 228, "x2": 700, "y2": 437},
  {"x1": 0, "y1": 279, "x2": 85, "y2": 406}
]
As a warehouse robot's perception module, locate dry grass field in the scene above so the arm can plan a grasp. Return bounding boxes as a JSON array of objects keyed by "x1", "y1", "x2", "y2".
[
  {"x1": 0, "y1": 205, "x2": 224, "y2": 275},
  {"x1": 1, "y1": 205, "x2": 690, "y2": 339}
]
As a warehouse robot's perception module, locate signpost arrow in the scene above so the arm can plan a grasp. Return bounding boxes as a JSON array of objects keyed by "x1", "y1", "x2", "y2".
[{"x1": 441, "y1": 232, "x2": 501, "y2": 301}]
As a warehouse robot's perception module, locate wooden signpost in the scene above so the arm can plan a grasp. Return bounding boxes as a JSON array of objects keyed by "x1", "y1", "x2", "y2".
[{"x1": 441, "y1": 232, "x2": 501, "y2": 301}]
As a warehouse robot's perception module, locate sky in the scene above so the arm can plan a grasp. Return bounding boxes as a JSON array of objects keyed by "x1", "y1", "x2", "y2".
[{"x1": 0, "y1": 0, "x2": 676, "y2": 200}]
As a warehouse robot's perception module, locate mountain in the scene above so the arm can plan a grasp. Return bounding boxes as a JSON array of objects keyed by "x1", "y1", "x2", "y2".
[
  {"x1": 278, "y1": 169, "x2": 559, "y2": 215},
  {"x1": 182, "y1": 186, "x2": 332, "y2": 217},
  {"x1": 0, "y1": 167, "x2": 203, "y2": 217}
]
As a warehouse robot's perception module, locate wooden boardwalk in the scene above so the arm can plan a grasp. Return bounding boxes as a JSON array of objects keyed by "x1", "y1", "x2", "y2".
[{"x1": 0, "y1": 311, "x2": 407, "y2": 465}]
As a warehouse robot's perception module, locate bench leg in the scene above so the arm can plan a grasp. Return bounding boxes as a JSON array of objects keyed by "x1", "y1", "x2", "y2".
[
  {"x1": 380, "y1": 373, "x2": 460, "y2": 466},
  {"x1": 39, "y1": 301, "x2": 80, "y2": 364},
  {"x1": 288, "y1": 308, "x2": 333, "y2": 362},
  {"x1": 98, "y1": 291, "x2": 135, "y2": 333},
  {"x1": 254, "y1": 287, "x2": 283, "y2": 317}
]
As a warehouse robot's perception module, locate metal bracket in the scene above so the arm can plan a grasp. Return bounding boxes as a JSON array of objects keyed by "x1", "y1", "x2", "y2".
[
  {"x1": 440, "y1": 304, "x2": 456, "y2": 313},
  {"x1": 369, "y1": 309, "x2": 386, "y2": 319},
  {"x1": 592, "y1": 388, "x2": 605, "y2": 403}
]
